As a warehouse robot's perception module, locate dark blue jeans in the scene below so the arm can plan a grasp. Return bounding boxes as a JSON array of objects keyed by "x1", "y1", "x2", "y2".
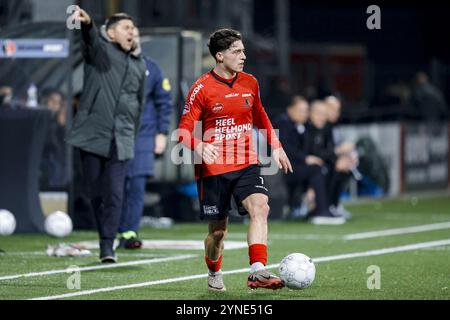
[
  {"x1": 79, "y1": 143, "x2": 128, "y2": 246},
  {"x1": 119, "y1": 175, "x2": 147, "y2": 234}
]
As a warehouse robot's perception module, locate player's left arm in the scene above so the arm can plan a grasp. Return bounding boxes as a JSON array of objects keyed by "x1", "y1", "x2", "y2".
[{"x1": 252, "y1": 81, "x2": 293, "y2": 174}]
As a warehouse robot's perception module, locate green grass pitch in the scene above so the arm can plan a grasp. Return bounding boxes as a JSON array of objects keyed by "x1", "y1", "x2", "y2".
[{"x1": 0, "y1": 194, "x2": 449, "y2": 300}]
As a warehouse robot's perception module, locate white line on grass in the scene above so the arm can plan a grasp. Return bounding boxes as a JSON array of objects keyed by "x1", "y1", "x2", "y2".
[
  {"x1": 343, "y1": 221, "x2": 450, "y2": 240},
  {"x1": 2, "y1": 251, "x2": 175, "y2": 258},
  {"x1": 382, "y1": 213, "x2": 450, "y2": 221},
  {"x1": 30, "y1": 238, "x2": 450, "y2": 300},
  {"x1": 0, "y1": 254, "x2": 197, "y2": 281},
  {"x1": 226, "y1": 233, "x2": 340, "y2": 241},
  {"x1": 230, "y1": 221, "x2": 450, "y2": 242}
]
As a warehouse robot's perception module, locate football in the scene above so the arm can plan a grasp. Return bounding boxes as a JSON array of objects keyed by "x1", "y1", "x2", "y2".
[
  {"x1": 0, "y1": 209, "x2": 16, "y2": 236},
  {"x1": 44, "y1": 211, "x2": 73, "y2": 238},
  {"x1": 278, "y1": 253, "x2": 316, "y2": 289}
]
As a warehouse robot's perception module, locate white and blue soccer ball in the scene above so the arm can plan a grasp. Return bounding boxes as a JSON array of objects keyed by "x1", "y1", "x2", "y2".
[
  {"x1": 0, "y1": 209, "x2": 16, "y2": 236},
  {"x1": 44, "y1": 211, "x2": 73, "y2": 238},
  {"x1": 278, "y1": 253, "x2": 316, "y2": 290}
]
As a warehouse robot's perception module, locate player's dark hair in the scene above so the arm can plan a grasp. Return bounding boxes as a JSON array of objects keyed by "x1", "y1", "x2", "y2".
[
  {"x1": 208, "y1": 29, "x2": 242, "y2": 60},
  {"x1": 105, "y1": 13, "x2": 134, "y2": 30}
]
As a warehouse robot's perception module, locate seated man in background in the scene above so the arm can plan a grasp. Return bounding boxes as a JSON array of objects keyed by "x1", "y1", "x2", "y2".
[
  {"x1": 303, "y1": 100, "x2": 346, "y2": 225},
  {"x1": 275, "y1": 96, "x2": 334, "y2": 222},
  {"x1": 324, "y1": 95, "x2": 358, "y2": 219}
]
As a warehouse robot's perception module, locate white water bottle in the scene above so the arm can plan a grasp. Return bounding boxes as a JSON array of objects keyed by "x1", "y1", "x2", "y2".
[{"x1": 26, "y1": 83, "x2": 38, "y2": 108}]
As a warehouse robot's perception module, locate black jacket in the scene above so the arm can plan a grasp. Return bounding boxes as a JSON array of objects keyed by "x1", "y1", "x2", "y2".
[{"x1": 66, "y1": 22, "x2": 147, "y2": 161}]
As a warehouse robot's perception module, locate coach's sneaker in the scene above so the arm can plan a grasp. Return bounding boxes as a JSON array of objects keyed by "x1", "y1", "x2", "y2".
[
  {"x1": 208, "y1": 270, "x2": 226, "y2": 292},
  {"x1": 247, "y1": 269, "x2": 284, "y2": 290}
]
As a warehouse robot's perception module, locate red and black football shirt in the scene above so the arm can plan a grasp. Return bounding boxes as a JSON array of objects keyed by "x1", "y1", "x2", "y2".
[{"x1": 178, "y1": 70, "x2": 281, "y2": 179}]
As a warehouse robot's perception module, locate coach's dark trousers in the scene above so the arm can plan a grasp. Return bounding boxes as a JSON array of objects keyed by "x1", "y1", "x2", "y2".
[{"x1": 79, "y1": 142, "x2": 128, "y2": 249}]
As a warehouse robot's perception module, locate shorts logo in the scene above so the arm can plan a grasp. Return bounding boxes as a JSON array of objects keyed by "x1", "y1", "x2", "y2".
[
  {"x1": 203, "y1": 205, "x2": 219, "y2": 215},
  {"x1": 212, "y1": 103, "x2": 224, "y2": 113}
]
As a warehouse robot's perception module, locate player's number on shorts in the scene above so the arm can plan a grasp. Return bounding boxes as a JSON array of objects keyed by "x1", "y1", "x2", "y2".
[{"x1": 259, "y1": 177, "x2": 264, "y2": 185}]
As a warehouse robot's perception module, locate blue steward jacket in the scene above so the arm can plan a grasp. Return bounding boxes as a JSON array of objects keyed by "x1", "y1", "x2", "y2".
[{"x1": 127, "y1": 56, "x2": 173, "y2": 177}]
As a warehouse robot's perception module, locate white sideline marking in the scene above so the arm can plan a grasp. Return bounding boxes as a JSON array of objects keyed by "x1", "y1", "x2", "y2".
[
  {"x1": 30, "y1": 239, "x2": 450, "y2": 300},
  {"x1": 343, "y1": 221, "x2": 450, "y2": 240},
  {"x1": 2, "y1": 252, "x2": 169, "y2": 258},
  {"x1": 0, "y1": 254, "x2": 196, "y2": 281},
  {"x1": 75, "y1": 239, "x2": 248, "y2": 250},
  {"x1": 227, "y1": 221, "x2": 450, "y2": 242},
  {"x1": 382, "y1": 213, "x2": 449, "y2": 221},
  {"x1": 226, "y1": 232, "x2": 340, "y2": 241}
]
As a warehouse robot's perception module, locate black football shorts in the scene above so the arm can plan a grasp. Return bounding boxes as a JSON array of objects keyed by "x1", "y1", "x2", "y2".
[{"x1": 196, "y1": 164, "x2": 269, "y2": 220}]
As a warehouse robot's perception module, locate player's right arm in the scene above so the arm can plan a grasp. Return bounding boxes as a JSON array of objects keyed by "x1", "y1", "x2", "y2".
[{"x1": 177, "y1": 82, "x2": 218, "y2": 164}]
